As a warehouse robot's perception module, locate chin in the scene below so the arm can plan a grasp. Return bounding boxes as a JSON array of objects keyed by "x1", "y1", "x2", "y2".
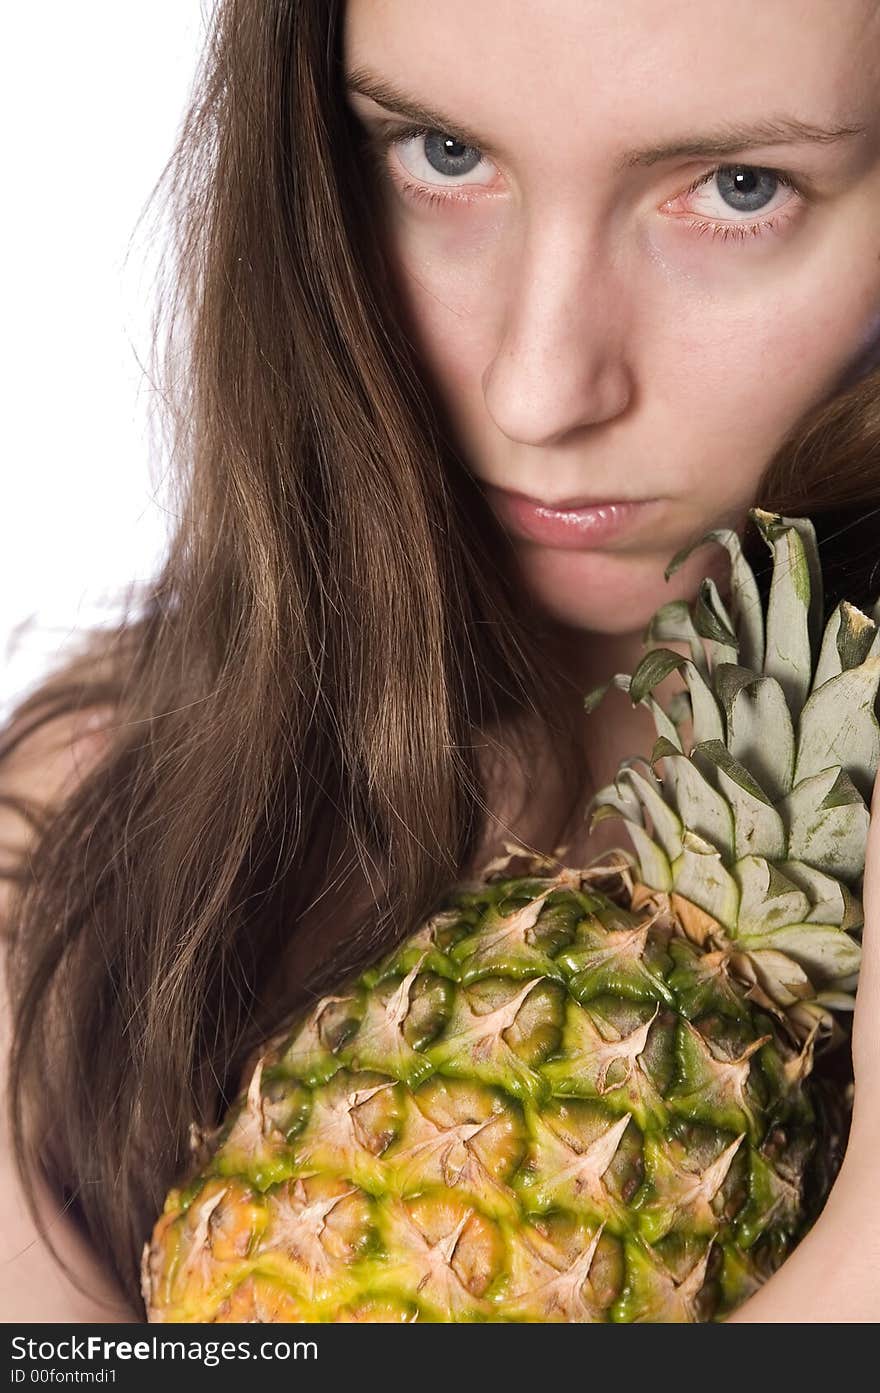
[{"x1": 514, "y1": 540, "x2": 714, "y2": 638}]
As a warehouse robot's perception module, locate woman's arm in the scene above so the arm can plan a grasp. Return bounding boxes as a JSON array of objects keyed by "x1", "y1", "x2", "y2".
[
  {"x1": 0, "y1": 1034, "x2": 137, "y2": 1322},
  {"x1": 726, "y1": 769, "x2": 880, "y2": 1323},
  {"x1": 0, "y1": 710, "x2": 136, "y2": 1322}
]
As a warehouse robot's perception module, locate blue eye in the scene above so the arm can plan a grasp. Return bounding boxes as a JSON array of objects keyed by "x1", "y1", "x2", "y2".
[
  {"x1": 366, "y1": 123, "x2": 497, "y2": 201},
  {"x1": 419, "y1": 131, "x2": 484, "y2": 179},
  {"x1": 367, "y1": 123, "x2": 806, "y2": 246},
  {"x1": 678, "y1": 165, "x2": 801, "y2": 243},
  {"x1": 713, "y1": 167, "x2": 785, "y2": 213}
]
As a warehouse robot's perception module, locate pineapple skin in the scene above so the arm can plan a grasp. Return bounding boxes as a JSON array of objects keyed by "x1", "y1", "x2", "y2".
[{"x1": 143, "y1": 861, "x2": 826, "y2": 1324}]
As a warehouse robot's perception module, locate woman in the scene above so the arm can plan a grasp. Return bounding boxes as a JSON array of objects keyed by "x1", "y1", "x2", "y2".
[{"x1": 2, "y1": 0, "x2": 880, "y2": 1322}]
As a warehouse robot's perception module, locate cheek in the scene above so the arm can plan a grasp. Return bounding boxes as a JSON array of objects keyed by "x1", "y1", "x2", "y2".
[
  {"x1": 638, "y1": 267, "x2": 880, "y2": 503},
  {"x1": 380, "y1": 214, "x2": 509, "y2": 380},
  {"x1": 653, "y1": 310, "x2": 806, "y2": 494},
  {"x1": 652, "y1": 206, "x2": 880, "y2": 419},
  {"x1": 383, "y1": 205, "x2": 880, "y2": 507},
  {"x1": 837, "y1": 309, "x2": 880, "y2": 388}
]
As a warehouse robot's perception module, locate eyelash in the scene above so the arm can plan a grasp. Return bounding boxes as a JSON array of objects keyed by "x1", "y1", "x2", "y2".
[{"x1": 366, "y1": 122, "x2": 805, "y2": 245}]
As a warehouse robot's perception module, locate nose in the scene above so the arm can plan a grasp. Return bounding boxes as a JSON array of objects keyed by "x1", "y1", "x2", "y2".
[{"x1": 481, "y1": 223, "x2": 636, "y2": 448}]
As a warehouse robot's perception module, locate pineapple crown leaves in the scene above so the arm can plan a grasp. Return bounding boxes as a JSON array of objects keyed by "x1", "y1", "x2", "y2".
[{"x1": 585, "y1": 508, "x2": 879, "y2": 1024}]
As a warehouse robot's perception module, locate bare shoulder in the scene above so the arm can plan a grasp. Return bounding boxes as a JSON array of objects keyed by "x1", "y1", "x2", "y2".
[
  {"x1": 0, "y1": 1144, "x2": 137, "y2": 1322},
  {"x1": 0, "y1": 704, "x2": 116, "y2": 924},
  {"x1": 0, "y1": 702, "x2": 136, "y2": 1321},
  {"x1": 0, "y1": 701, "x2": 116, "y2": 819}
]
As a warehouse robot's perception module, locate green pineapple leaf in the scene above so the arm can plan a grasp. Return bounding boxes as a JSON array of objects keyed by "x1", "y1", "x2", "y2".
[
  {"x1": 694, "y1": 580, "x2": 738, "y2": 666},
  {"x1": 665, "y1": 525, "x2": 763, "y2": 669},
  {"x1": 793, "y1": 657, "x2": 880, "y2": 801},
  {"x1": 812, "y1": 601, "x2": 878, "y2": 691},
  {"x1": 707, "y1": 528, "x2": 765, "y2": 672},
  {"x1": 643, "y1": 600, "x2": 707, "y2": 674},
  {"x1": 693, "y1": 740, "x2": 785, "y2": 861},
  {"x1": 778, "y1": 859, "x2": 861, "y2": 930},
  {"x1": 659, "y1": 748, "x2": 735, "y2": 858},
  {"x1": 631, "y1": 649, "x2": 724, "y2": 746},
  {"x1": 714, "y1": 665, "x2": 795, "y2": 801},
  {"x1": 671, "y1": 839, "x2": 740, "y2": 929},
  {"x1": 584, "y1": 672, "x2": 632, "y2": 715},
  {"x1": 617, "y1": 766, "x2": 684, "y2": 862},
  {"x1": 752, "y1": 511, "x2": 816, "y2": 715},
  {"x1": 736, "y1": 922, "x2": 861, "y2": 986},
  {"x1": 732, "y1": 857, "x2": 811, "y2": 935},
  {"x1": 630, "y1": 649, "x2": 689, "y2": 705},
  {"x1": 781, "y1": 768, "x2": 869, "y2": 883},
  {"x1": 835, "y1": 602, "x2": 878, "y2": 672}
]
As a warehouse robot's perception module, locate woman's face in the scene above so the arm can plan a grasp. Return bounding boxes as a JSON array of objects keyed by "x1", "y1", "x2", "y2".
[{"x1": 343, "y1": 0, "x2": 880, "y2": 636}]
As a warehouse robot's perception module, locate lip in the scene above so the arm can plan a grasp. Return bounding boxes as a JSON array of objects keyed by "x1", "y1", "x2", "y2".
[{"x1": 484, "y1": 485, "x2": 659, "y2": 550}]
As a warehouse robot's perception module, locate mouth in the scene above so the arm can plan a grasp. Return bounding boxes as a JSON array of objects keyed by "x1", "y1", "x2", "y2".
[{"x1": 483, "y1": 485, "x2": 661, "y2": 550}]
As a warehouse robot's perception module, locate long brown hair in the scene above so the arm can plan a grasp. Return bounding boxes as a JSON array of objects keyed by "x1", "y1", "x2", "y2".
[{"x1": 2, "y1": 0, "x2": 878, "y2": 1316}]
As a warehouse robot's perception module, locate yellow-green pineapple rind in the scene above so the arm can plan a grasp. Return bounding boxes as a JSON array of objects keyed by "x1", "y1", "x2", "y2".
[{"x1": 143, "y1": 864, "x2": 824, "y2": 1324}]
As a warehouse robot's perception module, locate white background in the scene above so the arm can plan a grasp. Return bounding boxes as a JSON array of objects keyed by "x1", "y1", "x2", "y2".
[{"x1": 1, "y1": 4, "x2": 208, "y2": 721}]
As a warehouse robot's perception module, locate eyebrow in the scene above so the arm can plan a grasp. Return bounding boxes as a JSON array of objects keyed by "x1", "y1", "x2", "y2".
[
  {"x1": 345, "y1": 66, "x2": 867, "y2": 168},
  {"x1": 622, "y1": 116, "x2": 868, "y2": 168}
]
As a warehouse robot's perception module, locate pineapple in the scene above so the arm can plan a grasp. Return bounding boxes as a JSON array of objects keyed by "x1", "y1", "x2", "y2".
[{"x1": 143, "y1": 509, "x2": 872, "y2": 1323}]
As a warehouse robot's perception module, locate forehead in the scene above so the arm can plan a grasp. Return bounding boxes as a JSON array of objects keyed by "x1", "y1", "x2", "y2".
[{"x1": 343, "y1": 0, "x2": 879, "y2": 152}]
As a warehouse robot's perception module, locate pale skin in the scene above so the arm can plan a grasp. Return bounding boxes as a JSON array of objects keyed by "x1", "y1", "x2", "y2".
[
  {"x1": 342, "y1": 0, "x2": 880, "y2": 1320},
  {"x1": 344, "y1": 0, "x2": 880, "y2": 844},
  {"x1": 2, "y1": 0, "x2": 880, "y2": 1322}
]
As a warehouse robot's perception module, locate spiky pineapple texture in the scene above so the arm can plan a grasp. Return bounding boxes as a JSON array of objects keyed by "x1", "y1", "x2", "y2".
[{"x1": 143, "y1": 510, "x2": 872, "y2": 1324}]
